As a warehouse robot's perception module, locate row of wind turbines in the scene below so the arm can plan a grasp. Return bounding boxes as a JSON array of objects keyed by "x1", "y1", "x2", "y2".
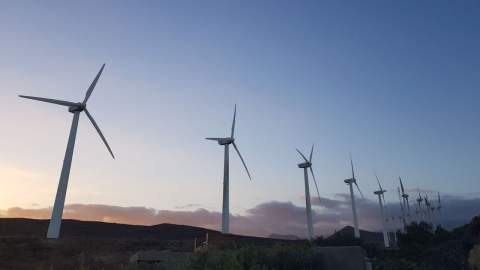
[
  {"x1": 19, "y1": 64, "x2": 443, "y2": 245},
  {"x1": 374, "y1": 177, "x2": 443, "y2": 248}
]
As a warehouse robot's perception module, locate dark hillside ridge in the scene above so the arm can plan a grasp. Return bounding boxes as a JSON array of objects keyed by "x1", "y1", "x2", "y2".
[
  {"x1": 0, "y1": 218, "x2": 220, "y2": 239},
  {"x1": 330, "y1": 225, "x2": 383, "y2": 242},
  {"x1": 0, "y1": 218, "x2": 279, "y2": 244}
]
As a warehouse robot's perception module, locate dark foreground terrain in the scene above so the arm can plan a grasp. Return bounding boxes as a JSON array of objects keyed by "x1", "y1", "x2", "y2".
[
  {"x1": 0, "y1": 217, "x2": 479, "y2": 270},
  {"x1": 0, "y1": 218, "x2": 290, "y2": 270}
]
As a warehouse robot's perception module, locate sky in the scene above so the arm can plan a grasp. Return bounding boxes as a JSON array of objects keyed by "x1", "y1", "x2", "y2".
[{"x1": 0, "y1": 1, "x2": 479, "y2": 237}]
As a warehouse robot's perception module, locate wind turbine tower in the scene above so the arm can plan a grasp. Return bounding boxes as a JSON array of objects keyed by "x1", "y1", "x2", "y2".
[
  {"x1": 296, "y1": 145, "x2": 321, "y2": 240},
  {"x1": 206, "y1": 105, "x2": 252, "y2": 234},
  {"x1": 20, "y1": 64, "x2": 114, "y2": 239},
  {"x1": 436, "y1": 192, "x2": 442, "y2": 226},
  {"x1": 344, "y1": 155, "x2": 364, "y2": 239},
  {"x1": 429, "y1": 195, "x2": 437, "y2": 226},
  {"x1": 373, "y1": 173, "x2": 389, "y2": 248}
]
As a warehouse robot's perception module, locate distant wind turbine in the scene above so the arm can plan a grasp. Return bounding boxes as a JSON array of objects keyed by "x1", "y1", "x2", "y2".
[
  {"x1": 424, "y1": 193, "x2": 432, "y2": 224},
  {"x1": 373, "y1": 172, "x2": 389, "y2": 248},
  {"x1": 399, "y1": 177, "x2": 411, "y2": 222},
  {"x1": 344, "y1": 155, "x2": 364, "y2": 238},
  {"x1": 296, "y1": 145, "x2": 321, "y2": 240},
  {"x1": 397, "y1": 187, "x2": 407, "y2": 229},
  {"x1": 428, "y1": 194, "x2": 437, "y2": 226},
  {"x1": 19, "y1": 64, "x2": 114, "y2": 239},
  {"x1": 416, "y1": 192, "x2": 424, "y2": 223},
  {"x1": 206, "y1": 105, "x2": 251, "y2": 234},
  {"x1": 436, "y1": 192, "x2": 442, "y2": 226}
]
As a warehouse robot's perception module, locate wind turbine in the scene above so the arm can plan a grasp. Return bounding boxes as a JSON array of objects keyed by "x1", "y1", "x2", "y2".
[
  {"x1": 373, "y1": 173, "x2": 389, "y2": 248},
  {"x1": 296, "y1": 145, "x2": 321, "y2": 240},
  {"x1": 19, "y1": 64, "x2": 114, "y2": 239},
  {"x1": 436, "y1": 192, "x2": 442, "y2": 226},
  {"x1": 399, "y1": 177, "x2": 411, "y2": 222},
  {"x1": 428, "y1": 194, "x2": 437, "y2": 226},
  {"x1": 344, "y1": 155, "x2": 364, "y2": 238},
  {"x1": 397, "y1": 187, "x2": 407, "y2": 229},
  {"x1": 206, "y1": 105, "x2": 251, "y2": 234},
  {"x1": 424, "y1": 193, "x2": 432, "y2": 224},
  {"x1": 416, "y1": 192, "x2": 424, "y2": 223}
]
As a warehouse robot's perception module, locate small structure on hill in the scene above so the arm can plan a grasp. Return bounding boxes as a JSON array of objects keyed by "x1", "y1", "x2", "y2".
[{"x1": 194, "y1": 232, "x2": 209, "y2": 252}]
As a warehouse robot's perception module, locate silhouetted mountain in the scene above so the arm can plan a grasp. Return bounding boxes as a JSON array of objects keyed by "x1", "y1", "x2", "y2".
[
  {"x1": 0, "y1": 218, "x2": 220, "y2": 239},
  {"x1": 0, "y1": 218, "x2": 290, "y2": 247},
  {"x1": 330, "y1": 226, "x2": 383, "y2": 242}
]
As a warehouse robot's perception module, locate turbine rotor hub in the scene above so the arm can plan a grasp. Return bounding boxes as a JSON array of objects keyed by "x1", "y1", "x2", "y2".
[
  {"x1": 344, "y1": 178, "x2": 355, "y2": 184},
  {"x1": 68, "y1": 103, "x2": 85, "y2": 113}
]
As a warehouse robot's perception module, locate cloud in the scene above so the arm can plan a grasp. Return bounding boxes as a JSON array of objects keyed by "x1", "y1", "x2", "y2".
[{"x1": 1, "y1": 194, "x2": 479, "y2": 238}]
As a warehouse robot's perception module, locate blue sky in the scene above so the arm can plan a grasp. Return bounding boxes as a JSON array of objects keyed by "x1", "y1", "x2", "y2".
[{"x1": 0, "y1": 0, "x2": 479, "y2": 221}]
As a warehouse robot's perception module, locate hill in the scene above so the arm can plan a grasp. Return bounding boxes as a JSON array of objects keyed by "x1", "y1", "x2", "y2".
[
  {"x1": 0, "y1": 218, "x2": 219, "y2": 240},
  {"x1": 0, "y1": 218, "x2": 288, "y2": 270},
  {"x1": 330, "y1": 225, "x2": 383, "y2": 242}
]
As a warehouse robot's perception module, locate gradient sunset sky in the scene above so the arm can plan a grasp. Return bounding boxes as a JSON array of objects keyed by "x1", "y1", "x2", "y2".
[{"x1": 0, "y1": 1, "x2": 479, "y2": 236}]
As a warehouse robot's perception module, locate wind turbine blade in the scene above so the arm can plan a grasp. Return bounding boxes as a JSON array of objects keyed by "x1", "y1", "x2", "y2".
[
  {"x1": 19, "y1": 95, "x2": 77, "y2": 107},
  {"x1": 354, "y1": 181, "x2": 364, "y2": 198},
  {"x1": 349, "y1": 153, "x2": 355, "y2": 179},
  {"x1": 398, "y1": 187, "x2": 404, "y2": 210},
  {"x1": 374, "y1": 172, "x2": 382, "y2": 191},
  {"x1": 309, "y1": 167, "x2": 321, "y2": 204},
  {"x1": 381, "y1": 193, "x2": 385, "y2": 204},
  {"x1": 309, "y1": 144, "x2": 314, "y2": 162},
  {"x1": 231, "y1": 104, "x2": 236, "y2": 138},
  {"x1": 84, "y1": 109, "x2": 114, "y2": 159},
  {"x1": 399, "y1": 177, "x2": 405, "y2": 194},
  {"x1": 296, "y1": 149, "x2": 309, "y2": 163},
  {"x1": 206, "y1": 137, "x2": 222, "y2": 141},
  {"x1": 83, "y1": 63, "x2": 105, "y2": 104},
  {"x1": 232, "y1": 142, "x2": 251, "y2": 180}
]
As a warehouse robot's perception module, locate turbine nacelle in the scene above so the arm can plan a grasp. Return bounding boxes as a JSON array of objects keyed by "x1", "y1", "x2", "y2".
[
  {"x1": 374, "y1": 189, "x2": 386, "y2": 195},
  {"x1": 218, "y1": 137, "x2": 234, "y2": 145},
  {"x1": 344, "y1": 178, "x2": 356, "y2": 185},
  {"x1": 297, "y1": 161, "x2": 312, "y2": 168}
]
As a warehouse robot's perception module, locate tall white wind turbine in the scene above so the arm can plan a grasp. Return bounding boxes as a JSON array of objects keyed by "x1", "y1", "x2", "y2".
[
  {"x1": 19, "y1": 64, "x2": 114, "y2": 239},
  {"x1": 296, "y1": 145, "x2": 321, "y2": 240},
  {"x1": 206, "y1": 105, "x2": 251, "y2": 234},
  {"x1": 344, "y1": 155, "x2": 364, "y2": 238},
  {"x1": 373, "y1": 173, "x2": 389, "y2": 248}
]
